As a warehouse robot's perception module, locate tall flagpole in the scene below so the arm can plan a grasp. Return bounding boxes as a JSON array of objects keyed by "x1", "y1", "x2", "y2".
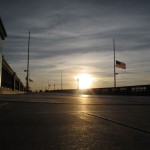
[
  {"x1": 113, "y1": 38, "x2": 116, "y2": 88},
  {"x1": 26, "y1": 30, "x2": 30, "y2": 93}
]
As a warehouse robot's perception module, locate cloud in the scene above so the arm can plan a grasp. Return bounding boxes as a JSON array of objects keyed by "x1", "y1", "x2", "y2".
[{"x1": 1, "y1": 0, "x2": 150, "y2": 90}]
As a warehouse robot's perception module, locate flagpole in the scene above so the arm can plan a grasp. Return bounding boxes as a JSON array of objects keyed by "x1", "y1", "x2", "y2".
[
  {"x1": 113, "y1": 38, "x2": 116, "y2": 88},
  {"x1": 26, "y1": 30, "x2": 30, "y2": 93}
]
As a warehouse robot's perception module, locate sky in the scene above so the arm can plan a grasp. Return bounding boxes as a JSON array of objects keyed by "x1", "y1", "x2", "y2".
[{"x1": 0, "y1": 0, "x2": 150, "y2": 91}]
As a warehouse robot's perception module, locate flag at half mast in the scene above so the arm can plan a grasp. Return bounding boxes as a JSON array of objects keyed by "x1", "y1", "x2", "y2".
[
  {"x1": 116, "y1": 60, "x2": 126, "y2": 69},
  {"x1": 26, "y1": 77, "x2": 33, "y2": 82},
  {"x1": 29, "y1": 79, "x2": 33, "y2": 82}
]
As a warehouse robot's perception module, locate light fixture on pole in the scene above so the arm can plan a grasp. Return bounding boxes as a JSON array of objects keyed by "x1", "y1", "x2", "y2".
[{"x1": 26, "y1": 30, "x2": 30, "y2": 93}]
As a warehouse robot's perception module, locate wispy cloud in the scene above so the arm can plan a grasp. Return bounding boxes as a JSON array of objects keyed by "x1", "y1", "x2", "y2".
[{"x1": 1, "y1": 0, "x2": 150, "y2": 90}]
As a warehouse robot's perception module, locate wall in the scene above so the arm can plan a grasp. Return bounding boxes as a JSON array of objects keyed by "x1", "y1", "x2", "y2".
[
  {"x1": 0, "y1": 18, "x2": 7, "y2": 87},
  {"x1": 0, "y1": 38, "x2": 2, "y2": 86},
  {"x1": 0, "y1": 18, "x2": 25, "y2": 94}
]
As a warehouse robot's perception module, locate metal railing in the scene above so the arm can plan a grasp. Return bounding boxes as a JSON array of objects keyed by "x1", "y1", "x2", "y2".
[{"x1": 48, "y1": 84, "x2": 150, "y2": 96}]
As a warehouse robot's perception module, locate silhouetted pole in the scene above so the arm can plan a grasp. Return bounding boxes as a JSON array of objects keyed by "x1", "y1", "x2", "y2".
[
  {"x1": 113, "y1": 38, "x2": 116, "y2": 88},
  {"x1": 77, "y1": 78, "x2": 79, "y2": 90},
  {"x1": 54, "y1": 84, "x2": 55, "y2": 91},
  {"x1": 26, "y1": 30, "x2": 30, "y2": 93},
  {"x1": 48, "y1": 81, "x2": 49, "y2": 91},
  {"x1": 61, "y1": 71, "x2": 62, "y2": 90}
]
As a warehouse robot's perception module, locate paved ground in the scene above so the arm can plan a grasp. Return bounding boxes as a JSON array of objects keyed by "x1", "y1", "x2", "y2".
[{"x1": 0, "y1": 93, "x2": 150, "y2": 150}]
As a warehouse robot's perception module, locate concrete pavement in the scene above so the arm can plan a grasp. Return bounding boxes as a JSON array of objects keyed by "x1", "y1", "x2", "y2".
[{"x1": 0, "y1": 93, "x2": 150, "y2": 150}]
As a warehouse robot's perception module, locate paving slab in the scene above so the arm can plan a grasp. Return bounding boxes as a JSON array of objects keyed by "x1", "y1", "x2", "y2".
[{"x1": 0, "y1": 93, "x2": 150, "y2": 150}]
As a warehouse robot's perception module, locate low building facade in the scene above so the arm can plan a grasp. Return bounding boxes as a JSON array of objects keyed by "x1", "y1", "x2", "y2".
[{"x1": 0, "y1": 17, "x2": 25, "y2": 94}]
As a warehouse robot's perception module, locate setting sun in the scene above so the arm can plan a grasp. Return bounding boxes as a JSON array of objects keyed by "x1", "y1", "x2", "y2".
[{"x1": 77, "y1": 73, "x2": 93, "y2": 89}]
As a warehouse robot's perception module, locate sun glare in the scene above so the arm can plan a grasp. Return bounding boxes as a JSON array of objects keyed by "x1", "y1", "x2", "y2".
[{"x1": 77, "y1": 73, "x2": 93, "y2": 89}]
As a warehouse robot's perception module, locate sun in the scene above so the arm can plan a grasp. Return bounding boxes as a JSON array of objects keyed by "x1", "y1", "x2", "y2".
[{"x1": 77, "y1": 73, "x2": 93, "y2": 89}]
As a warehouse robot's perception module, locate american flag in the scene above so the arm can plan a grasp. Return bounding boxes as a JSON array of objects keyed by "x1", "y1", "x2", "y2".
[
  {"x1": 29, "y1": 79, "x2": 33, "y2": 82},
  {"x1": 116, "y1": 60, "x2": 126, "y2": 69}
]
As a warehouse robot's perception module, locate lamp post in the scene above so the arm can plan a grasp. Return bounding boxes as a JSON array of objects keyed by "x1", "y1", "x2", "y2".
[
  {"x1": 26, "y1": 30, "x2": 30, "y2": 93},
  {"x1": 77, "y1": 78, "x2": 79, "y2": 90},
  {"x1": 61, "y1": 71, "x2": 62, "y2": 90}
]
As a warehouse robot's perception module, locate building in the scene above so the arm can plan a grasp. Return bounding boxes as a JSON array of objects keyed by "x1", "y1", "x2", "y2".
[
  {"x1": 0, "y1": 17, "x2": 25, "y2": 94},
  {"x1": 0, "y1": 17, "x2": 7, "y2": 87}
]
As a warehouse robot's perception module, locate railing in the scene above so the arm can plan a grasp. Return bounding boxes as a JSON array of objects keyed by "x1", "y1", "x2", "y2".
[
  {"x1": 1, "y1": 56, "x2": 25, "y2": 93},
  {"x1": 47, "y1": 84, "x2": 150, "y2": 96}
]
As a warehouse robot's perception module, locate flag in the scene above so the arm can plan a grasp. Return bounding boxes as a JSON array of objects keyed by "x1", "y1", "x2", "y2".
[
  {"x1": 25, "y1": 77, "x2": 33, "y2": 82},
  {"x1": 116, "y1": 60, "x2": 126, "y2": 69},
  {"x1": 29, "y1": 79, "x2": 33, "y2": 82}
]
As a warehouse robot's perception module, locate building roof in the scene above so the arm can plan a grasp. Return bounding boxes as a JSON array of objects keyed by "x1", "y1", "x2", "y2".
[{"x1": 0, "y1": 17, "x2": 7, "y2": 40}]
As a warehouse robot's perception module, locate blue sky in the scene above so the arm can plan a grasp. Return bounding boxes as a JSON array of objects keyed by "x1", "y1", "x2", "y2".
[{"x1": 0, "y1": 0, "x2": 150, "y2": 90}]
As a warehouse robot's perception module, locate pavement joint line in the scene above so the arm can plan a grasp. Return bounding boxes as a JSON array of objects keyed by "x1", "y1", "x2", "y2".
[
  {"x1": 0, "y1": 100, "x2": 150, "y2": 105},
  {"x1": 0, "y1": 102, "x2": 8, "y2": 108},
  {"x1": 82, "y1": 112, "x2": 150, "y2": 134}
]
